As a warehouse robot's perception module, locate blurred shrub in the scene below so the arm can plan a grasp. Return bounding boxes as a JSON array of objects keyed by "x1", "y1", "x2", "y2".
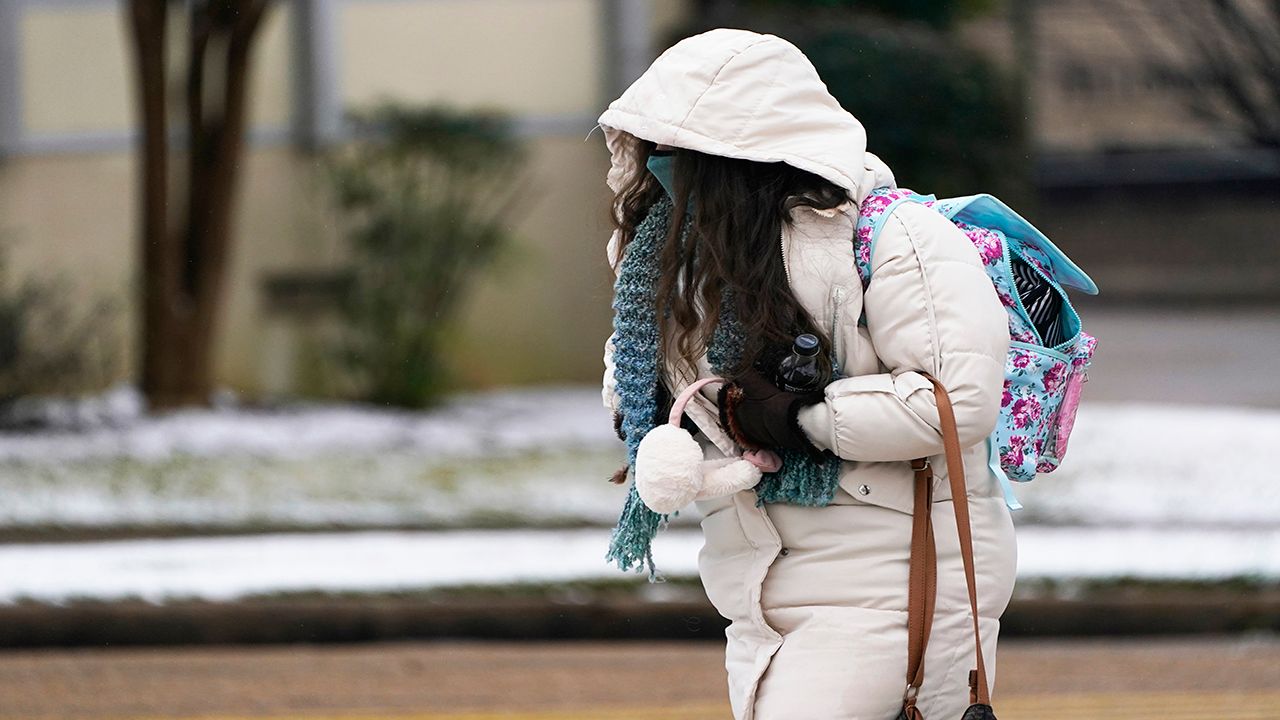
[
  {"x1": 801, "y1": 23, "x2": 1031, "y2": 203},
  {"x1": 0, "y1": 241, "x2": 120, "y2": 416},
  {"x1": 757, "y1": 0, "x2": 998, "y2": 30},
  {"x1": 323, "y1": 103, "x2": 532, "y2": 408}
]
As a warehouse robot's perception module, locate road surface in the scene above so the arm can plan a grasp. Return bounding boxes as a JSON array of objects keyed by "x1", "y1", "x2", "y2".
[{"x1": 1, "y1": 635, "x2": 1278, "y2": 719}]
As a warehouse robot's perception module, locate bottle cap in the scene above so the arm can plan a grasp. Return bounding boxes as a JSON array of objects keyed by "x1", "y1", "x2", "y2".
[{"x1": 793, "y1": 333, "x2": 820, "y2": 356}]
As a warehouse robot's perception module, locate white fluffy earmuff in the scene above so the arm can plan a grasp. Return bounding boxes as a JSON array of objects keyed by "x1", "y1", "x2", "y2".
[{"x1": 634, "y1": 377, "x2": 782, "y2": 514}]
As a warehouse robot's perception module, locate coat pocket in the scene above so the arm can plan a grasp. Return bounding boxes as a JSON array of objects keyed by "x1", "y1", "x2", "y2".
[{"x1": 697, "y1": 497, "x2": 758, "y2": 624}]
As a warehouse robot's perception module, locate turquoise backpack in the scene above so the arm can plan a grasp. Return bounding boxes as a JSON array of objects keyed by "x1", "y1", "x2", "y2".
[{"x1": 853, "y1": 187, "x2": 1099, "y2": 510}]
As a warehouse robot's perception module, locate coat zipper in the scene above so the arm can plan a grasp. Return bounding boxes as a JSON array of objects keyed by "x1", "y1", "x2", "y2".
[
  {"x1": 779, "y1": 227, "x2": 793, "y2": 285},
  {"x1": 829, "y1": 286, "x2": 844, "y2": 379},
  {"x1": 785, "y1": 223, "x2": 846, "y2": 379}
]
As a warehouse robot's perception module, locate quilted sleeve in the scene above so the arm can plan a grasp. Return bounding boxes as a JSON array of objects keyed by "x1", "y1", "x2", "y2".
[
  {"x1": 603, "y1": 331, "x2": 622, "y2": 413},
  {"x1": 796, "y1": 201, "x2": 1010, "y2": 461},
  {"x1": 602, "y1": 228, "x2": 624, "y2": 413}
]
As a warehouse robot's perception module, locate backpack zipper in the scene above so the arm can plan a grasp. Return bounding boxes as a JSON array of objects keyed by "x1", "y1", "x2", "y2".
[
  {"x1": 1003, "y1": 243, "x2": 1082, "y2": 353},
  {"x1": 779, "y1": 227, "x2": 793, "y2": 285}
]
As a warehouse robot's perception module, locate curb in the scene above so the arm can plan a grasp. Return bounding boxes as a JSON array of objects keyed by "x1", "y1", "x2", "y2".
[{"x1": 3, "y1": 589, "x2": 1279, "y2": 647}]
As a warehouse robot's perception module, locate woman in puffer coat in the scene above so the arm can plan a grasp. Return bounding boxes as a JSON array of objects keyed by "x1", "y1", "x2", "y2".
[{"x1": 596, "y1": 28, "x2": 1017, "y2": 720}]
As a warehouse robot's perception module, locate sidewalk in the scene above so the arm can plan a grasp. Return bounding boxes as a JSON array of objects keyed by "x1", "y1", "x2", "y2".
[{"x1": 1, "y1": 637, "x2": 1277, "y2": 719}]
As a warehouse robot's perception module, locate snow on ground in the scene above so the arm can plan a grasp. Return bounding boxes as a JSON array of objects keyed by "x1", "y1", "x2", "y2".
[
  {"x1": 0, "y1": 384, "x2": 616, "y2": 463},
  {"x1": 0, "y1": 385, "x2": 1275, "y2": 601},
  {"x1": 0, "y1": 447, "x2": 638, "y2": 530},
  {"x1": 0, "y1": 385, "x2": 1275, "y2": 533},
  {"x1": 0, "y1": 385, "x2": 645, "y2": 530},
  {"x1": 1002, "y1": 400, "x2": 1280, "y2": 527},
  {"x1": 1, "y1": 525, "x2": 1277, "y2": 604}
]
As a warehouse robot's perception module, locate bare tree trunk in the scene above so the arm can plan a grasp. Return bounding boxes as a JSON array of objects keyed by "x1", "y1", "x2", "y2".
[
  {"x1": 127, "y1": 0, "x2": 181, "y2": 407},
  {"x1": 127, "y1": 0, "x2": 269, "y2": 409}
]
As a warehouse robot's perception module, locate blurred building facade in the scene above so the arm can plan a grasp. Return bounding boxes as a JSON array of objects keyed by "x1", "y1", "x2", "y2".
[
  {"x1": 0, "y1": 0, "x2": 695, "y2": 396},
  {"x1": 0, "y1": 0, "x2": 1275, "y2": 398},
  {"x1": 1010, "y1": 0, "x2": 1280, "y2": 305}
]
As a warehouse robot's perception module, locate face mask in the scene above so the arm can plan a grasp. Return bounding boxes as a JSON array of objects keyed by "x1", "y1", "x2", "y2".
[
  {"x1": 646, "y1": 150, "x2": 696, "y2": 214},
  {"x1": 645, "y1": 151, "x2": 677, "y2": 200}
]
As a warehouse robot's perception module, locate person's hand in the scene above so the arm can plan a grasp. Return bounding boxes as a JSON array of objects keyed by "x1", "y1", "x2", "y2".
[{"x1": 716, "y1": 367, "x2": 827, "y2": 460}]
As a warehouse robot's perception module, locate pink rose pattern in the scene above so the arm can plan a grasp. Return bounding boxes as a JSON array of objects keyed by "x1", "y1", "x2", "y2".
[
  {"x1": 854, "y1": 187, "x2": 931, "y2": 288},
  {"x1": 856, "y1": 225, "x2": 873, "y2": 269},
  {"x1": 998, "y1": 332, "x2": 1097, "y2": 480},
  {"x1": 950, "y1": 220, "x2": 1038, "y2": 344},
  {"x1": 856, "y1": 188, "x2": 1097, "y2": 481},
  {"x1": 1018, "y1": 243, "x2": 1055, "y2": 277}
]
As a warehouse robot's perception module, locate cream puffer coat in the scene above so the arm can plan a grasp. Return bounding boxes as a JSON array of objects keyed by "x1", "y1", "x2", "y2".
[{"x1": 597, "y1": 29, "x2": 1017, "y2": 720}]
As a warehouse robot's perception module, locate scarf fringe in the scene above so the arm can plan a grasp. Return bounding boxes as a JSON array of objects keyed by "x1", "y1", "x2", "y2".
[
  {"x1": 608, "y1": 464, "x2": 629, "y2": 485},
  {"x1": 604, "y1": 482, "x2": 669, "y2": 581}
]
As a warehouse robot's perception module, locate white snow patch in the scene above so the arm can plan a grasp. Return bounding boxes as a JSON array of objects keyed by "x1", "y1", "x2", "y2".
[
  {"x1": 0, "y1": 388, "x2": 1275, "y2": 533},
  {"x1": 0, "y1": 385, "x2": 619, "y2": 464},
  {"x1": 1010, "y1": 401, "x2": 1280, "y2": 526},
  {"x1": 0, "y1": 530, "x2": 698, "y2": 604},
  {"x1": 0, "y1": 525, "x2": 1276, "y2": 605}
]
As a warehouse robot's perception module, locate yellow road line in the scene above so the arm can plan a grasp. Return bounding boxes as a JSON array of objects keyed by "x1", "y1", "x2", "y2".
[
  {"x1": 998, "y1": 690, "x2": 1280, "y2": 720},
  {"x1": 109, "y1": 691, "x2": 1280, "y2": 720},
  {"x1": 112, "y1": 707, "x2": 727, "y2": 720}
]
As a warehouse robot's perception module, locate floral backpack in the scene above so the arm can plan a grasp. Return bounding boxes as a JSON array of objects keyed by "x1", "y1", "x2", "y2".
[{"x1": 853, "y1": 187, "x2": 1099, "y2": 510}]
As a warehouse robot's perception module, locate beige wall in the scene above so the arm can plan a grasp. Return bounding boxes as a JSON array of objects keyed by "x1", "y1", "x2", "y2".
[
  {"x1": 220, "y1": 134, "x2": 619, "y2": 396},
  {"x1": 20, "y1": 6, "x2": 131, "y2": 135},
  {"x1": 0, "y1": 138, "x2": 618, "y2": 397},
  {"x1": 447, "y1": 134, "x2": 616, "y2": 389},
  {"x1": 2, "y1": 0, "x2": 635, "y2": 398},
  {"x1": 19, "y1": 3, "x2": 294, "y2": 137},
  {"x1": 651, "y1": 0, "x2": 693, "y2": 42},
  {"x1": 0, "y1": 152, "x2": 137, "y2": 385},
  {"x1": 339, "y1": 0, "x2": 604, "y2": 116}
]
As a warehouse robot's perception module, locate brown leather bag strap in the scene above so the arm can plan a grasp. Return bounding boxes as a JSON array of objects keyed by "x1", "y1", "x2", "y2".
[
  {"x1": 901, "y1": 456, "x2": 938, "y2": 717},
  {"x1": 901, "y1": 373, "x2": 993, "y2": 715},
  {"x1": 922, "y1": 371, "x2": 992, "y2": 707}
]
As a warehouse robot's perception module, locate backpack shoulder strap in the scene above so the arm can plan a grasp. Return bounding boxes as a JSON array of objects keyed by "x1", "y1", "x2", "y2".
[
  {"x1": 853, "y1": 188, "x2": 935, "y2": 290},
  {"x1": 853, "y1": 188, "x2": 936, "y2": 329}
]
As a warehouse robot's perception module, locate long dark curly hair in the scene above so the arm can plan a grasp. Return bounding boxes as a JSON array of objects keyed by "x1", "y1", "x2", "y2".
[{"x1": 609, "y1": 131, "x2": 851, "y2": 387}]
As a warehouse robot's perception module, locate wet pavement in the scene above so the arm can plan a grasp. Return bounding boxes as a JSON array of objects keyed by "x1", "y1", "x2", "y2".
[{"x1": 1071, "y1": 307, "x2": 1280, "y2": 409}]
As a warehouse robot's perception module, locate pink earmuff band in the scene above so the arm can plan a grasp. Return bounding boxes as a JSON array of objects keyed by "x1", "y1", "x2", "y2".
[
  {"x1": 668, "y1": 377, "x2": 725, "y2": 426},
  {"x1": 667, "y1": 376, "x2": 782, "y2": 473}
]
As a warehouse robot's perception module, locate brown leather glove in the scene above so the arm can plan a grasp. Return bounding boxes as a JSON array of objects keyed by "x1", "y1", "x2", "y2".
[
  {"x1": 717, "y1": 366, "x2": 827, "y2": 460},
  {"x1": 612, "y1": 410, "x2": 627, "y2": 442}
]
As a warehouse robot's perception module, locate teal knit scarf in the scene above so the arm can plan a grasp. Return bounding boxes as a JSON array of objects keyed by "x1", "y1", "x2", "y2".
[{"x1": 604, "y1": 195, "x2": 844, "y2": 581}]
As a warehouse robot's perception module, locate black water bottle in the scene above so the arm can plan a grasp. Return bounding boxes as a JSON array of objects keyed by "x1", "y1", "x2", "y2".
[{"x1": 775, "y1": 333, "x2": 827, "y2": 392}]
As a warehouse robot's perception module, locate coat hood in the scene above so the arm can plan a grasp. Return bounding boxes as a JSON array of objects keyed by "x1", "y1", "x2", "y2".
[{"x1": 595, "y1": 28, "x2": 895, "y2": 207}]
